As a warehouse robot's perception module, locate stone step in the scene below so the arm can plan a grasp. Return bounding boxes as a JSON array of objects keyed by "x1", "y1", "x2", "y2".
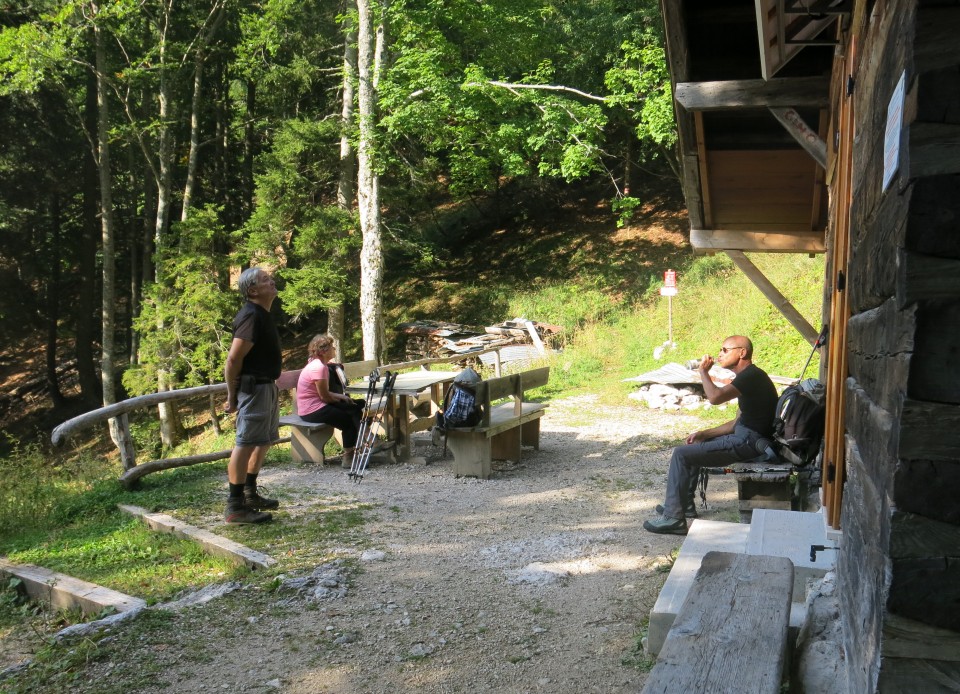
[
  {"x1": 746, "y1": 509, "x2": 837, "y2": 603},
  {"x1": 647, "y1": 519, "x2": 750, "y2": 656}
]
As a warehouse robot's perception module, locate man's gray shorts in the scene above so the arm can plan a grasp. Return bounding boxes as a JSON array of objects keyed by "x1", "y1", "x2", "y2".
[{"x1": 235, "y1": 383, "x2": 280, "y2": 447}]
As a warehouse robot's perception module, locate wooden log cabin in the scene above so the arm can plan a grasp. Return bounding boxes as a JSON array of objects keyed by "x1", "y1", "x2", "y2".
[{"x1": 659, "y1": 1, "x2": 960, "y2": 690}]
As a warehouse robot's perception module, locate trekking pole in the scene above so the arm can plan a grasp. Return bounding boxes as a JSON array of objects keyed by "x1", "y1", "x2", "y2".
[
  {"x1": 348, "y1": 369, "x2": 379, "y2": 478},
  {"x1": 799, "y1": 326, "x2": 828, "y2": 381},
  {"x1": 350, "y1": 370, "x2": 397, "y2": 483}
]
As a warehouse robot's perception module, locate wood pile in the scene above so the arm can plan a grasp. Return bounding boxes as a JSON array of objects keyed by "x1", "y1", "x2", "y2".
[{"x1": 399, "y1": 318, "x2": 561, "y2": 361}]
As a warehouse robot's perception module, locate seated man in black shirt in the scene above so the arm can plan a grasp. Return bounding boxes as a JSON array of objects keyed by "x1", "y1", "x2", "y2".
[{"x1": 644, "y1": 335, "x2": 779, "y2": 536}]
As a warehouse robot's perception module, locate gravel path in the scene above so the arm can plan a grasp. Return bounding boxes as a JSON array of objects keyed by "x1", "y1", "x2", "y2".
[{"x1": 5, "y1": 395, "x2": 742, "y2": 693}]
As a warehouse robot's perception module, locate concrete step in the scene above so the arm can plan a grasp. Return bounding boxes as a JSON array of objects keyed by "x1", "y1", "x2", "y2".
[
  {"x1": 647, "y1": 519, "x2": 750, "y2": 656},
  {"x1": 0, "y1": 558, "x2": 146, "y2": 617},
  {"x1": 746, "y1": 509, "x2": 837, "y2": 603},
  {"x1": 647, "y1": 511, "x2": 841, "y2": 658}
]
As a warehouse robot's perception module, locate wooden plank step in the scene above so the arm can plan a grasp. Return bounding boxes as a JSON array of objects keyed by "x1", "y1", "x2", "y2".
[
  {"x1": 118, "y1": 504, "x2": 275, "y2": 570},
  {"x1": 648, "y1": 519, "x2": 751, "y2": 656},
  {"x1": 642, "y1": 551, "x2": 794, "y2": 694}
]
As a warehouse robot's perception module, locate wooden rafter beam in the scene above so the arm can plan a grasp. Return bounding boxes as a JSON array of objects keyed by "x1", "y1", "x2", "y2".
[
  {"x1": 674, "y1": 77, "x2": 830, "y2": 111},
  {"x1": 691, "y1": 229, "x2": 826, "y2": 253},
  {"x1": 725, "y1": 250, "x2": 819, "y2": 345},
  {"x1": 769, "y1": 107, "x2": 828, "y2": 169}
]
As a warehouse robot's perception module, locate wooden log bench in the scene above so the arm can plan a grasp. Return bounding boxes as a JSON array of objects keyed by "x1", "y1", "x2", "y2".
[
  {"x1": 641, "y1": 551, "x2": 795, "y2": 694},
  {"x1": 445, "y1": 366, "x2": 549, "y2": 479},
  {"x1": 276, "y1": 359, "x2": 377, "y2": 464}
]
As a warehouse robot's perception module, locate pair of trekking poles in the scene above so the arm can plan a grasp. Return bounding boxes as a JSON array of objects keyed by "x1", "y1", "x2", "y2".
[{"x1": 348, "y1": 368, "x2": 397, "y2": 483}]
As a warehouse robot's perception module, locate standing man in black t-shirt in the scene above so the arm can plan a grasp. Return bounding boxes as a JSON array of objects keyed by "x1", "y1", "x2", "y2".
[
  {"x1": 644, "y1": 335, "x2": 778, "y2": 536},
  {"x1": 223, "y1": 267, "x2": 283, "y2": 524}
]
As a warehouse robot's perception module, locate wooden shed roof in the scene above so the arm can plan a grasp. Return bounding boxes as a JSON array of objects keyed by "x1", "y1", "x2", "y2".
[{"x1": 661, "y1": 0, "x2": 844, "y2": 256}]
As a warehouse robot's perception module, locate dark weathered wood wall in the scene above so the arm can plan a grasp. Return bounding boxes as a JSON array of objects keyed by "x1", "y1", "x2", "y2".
[{"x1": 838, "y1": 1, "x2": 960, "y2": 691}]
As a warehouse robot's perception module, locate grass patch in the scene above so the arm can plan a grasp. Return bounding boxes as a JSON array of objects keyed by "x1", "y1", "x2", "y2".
[
  {"x1": 621, "y1": 620, "x2": 657, "y2": 672},
  {"x1": 5, "y1": 519, "x2": 243, "y2": 604}
]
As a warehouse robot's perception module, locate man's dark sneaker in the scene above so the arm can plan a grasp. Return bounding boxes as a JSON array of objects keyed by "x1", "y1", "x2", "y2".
[
  {"x1": 656, "y1": 503, "x2": 698, "y2": 519},
  {"x1": 244, "y1": 489, "x2": 279, "y2": 510},
  {"x1": 643, "y1": 515, "x2": 688, "y2": 535},
  {"x1": 225, "y1": 501, "x2": 272, "y2": 524}
]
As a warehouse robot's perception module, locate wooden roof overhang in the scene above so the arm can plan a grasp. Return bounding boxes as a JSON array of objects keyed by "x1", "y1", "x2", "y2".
[{"x1": 660, "y1": 0, "x2": 843, "y2": 344}]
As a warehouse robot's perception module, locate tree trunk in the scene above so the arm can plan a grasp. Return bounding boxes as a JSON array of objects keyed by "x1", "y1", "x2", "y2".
[
  {"x1": 357, "y1": 0, "x2": 385, "y2": 363},
  {"x1": 244, "y1": 79, "x2": 256, "y2": 217},
  {"x1": 181, "y1": 53, "x2": 203, "y2": 221},
  {"x1": 94, "y1": 19, "x2": 136, "y2": 470},
  {"x1": 77, "y1": 65, "x2": 102, "y2": 405},
  {"x1": 182, "y1": 4, "x2": 225, "y2": 222},
  {"x1": 332, "y1": 13, "x2": 358, "y2": 362},
  {"x1": 153, "y1": 8, "x2": 183, "y2": 450},
  {"x1": 128, "y1": 162, "x2": 143, "y2": 365},
  {"x1": 46, "y1": 192, "x2": 65, "y2": 407}
]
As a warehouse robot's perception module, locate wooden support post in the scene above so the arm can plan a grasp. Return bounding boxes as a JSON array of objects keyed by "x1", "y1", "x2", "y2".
[{"x1": 725, "y1": 250, "x2": 819, "y2": 345}]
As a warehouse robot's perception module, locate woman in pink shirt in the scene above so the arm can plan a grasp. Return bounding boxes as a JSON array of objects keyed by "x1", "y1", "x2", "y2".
[{"x1": 296, "y1": 335, "x2": 364, "y2": 468}]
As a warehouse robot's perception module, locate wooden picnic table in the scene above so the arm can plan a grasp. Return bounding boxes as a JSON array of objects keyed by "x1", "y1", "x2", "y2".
[{"x1": 347, "y1": 370, "x2": 460, "y2": 461}]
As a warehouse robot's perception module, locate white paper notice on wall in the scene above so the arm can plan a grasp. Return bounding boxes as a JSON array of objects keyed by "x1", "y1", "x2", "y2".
[{"x1": 882, "y1": 70, "x2": 906, "y2": 192}]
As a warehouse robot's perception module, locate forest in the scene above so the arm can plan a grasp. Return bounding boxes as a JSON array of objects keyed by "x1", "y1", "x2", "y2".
[{"x1": 0, "y1": 0, "x2": 675, "y2": 443}]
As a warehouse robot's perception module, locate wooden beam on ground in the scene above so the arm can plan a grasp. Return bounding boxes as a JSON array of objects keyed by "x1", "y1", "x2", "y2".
[
  {"x1": 641, "y1": 551, "x2": 794, "y2": 694},
  {"x1": 725, "y1": 250, "x2": 819, "y2": 345},
  {"x1": 769, "y1": 107, "x2": 828, "y2": 169},
  {"x1": 691, "y1": 229, "x2": 826, "y2": 253},
  {"x1": 675, "y1": 77, "x2": 830, "y2": 111}
]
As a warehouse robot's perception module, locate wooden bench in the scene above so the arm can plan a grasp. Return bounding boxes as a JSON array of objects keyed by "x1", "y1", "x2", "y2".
[
  {"x1": 641, "y1": 551, "x2": 794, "y2": 694},
  {"x1": 276, "y1": 359, "x2": 377, "y2": 464},
  {"x1": 445, "y1": 366, "x2": 549, "y2": 479}
]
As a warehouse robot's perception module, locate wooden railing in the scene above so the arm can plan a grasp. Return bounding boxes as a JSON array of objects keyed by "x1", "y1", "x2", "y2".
[{"x1": 50, "y1": 345, "x2": 520, "y2": 489}]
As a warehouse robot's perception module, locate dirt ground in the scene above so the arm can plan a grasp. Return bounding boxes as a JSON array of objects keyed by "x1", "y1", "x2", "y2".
[{"x1": 2, "y1": 394, "x2": 743, "y2": 693}]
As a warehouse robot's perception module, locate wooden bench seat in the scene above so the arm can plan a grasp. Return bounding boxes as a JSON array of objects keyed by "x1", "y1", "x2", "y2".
[
  {"x1": 445, "y1": 367, "x2": 549, "y2": 479},
  {"x1": 641, "y1": 551, "x2": 794, "y2": 694},
  {"x1": 276, "y1": 359, "x2": 377, "y2": 464}
]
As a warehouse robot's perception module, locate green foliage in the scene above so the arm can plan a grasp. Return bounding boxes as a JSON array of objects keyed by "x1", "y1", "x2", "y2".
[
  {"x1": 125, "y1": 207, "x2": 235, "y2": 394},
  {"x1": 508, "y1": 284, "x2": 615, "y2": 340},
  {"x1": 240, "y1": 118, "x2": 359, "y2": 320}
]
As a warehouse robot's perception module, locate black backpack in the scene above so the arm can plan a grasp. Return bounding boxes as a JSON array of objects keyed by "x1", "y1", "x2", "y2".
[
  {"x1": 772, "y1": 379, "x2": 825, "y2": 465},
  {"x1": 436, "y1": 383, "x2": 483, "y2": 429}
]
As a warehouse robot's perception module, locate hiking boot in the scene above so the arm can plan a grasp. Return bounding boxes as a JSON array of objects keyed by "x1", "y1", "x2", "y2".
[
  {"x1": 431, "y1": 426, "x2": 444, "y2": 447},
  {"x1": 225, "y1": 500, "x2": 272, "y2": 525},
  {"x1": 643, "y1": 515, "x2": 688, "y2": 536},
  {"x1": 244, "y1": 489, "x2": 279, "y2": 510},
  {"x1": 342, "y1": 449, "x2": 355, "y2": 470},
  {"x1": 656, "y1": 503, "x2": 698, "y2": 519}
]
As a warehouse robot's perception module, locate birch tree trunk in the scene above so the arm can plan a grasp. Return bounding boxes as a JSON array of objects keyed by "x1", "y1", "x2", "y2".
[
  {"x1": 332, "y1": 14, "x2": 358, "y2": 362},
  {"x1": 77, "y1": 67, "x2": 102, "y2": 404},
  {"x1": 356, "y1": 0, "x2": 385, "y2": 363},
  {"x1": 93, "y1": 17, "x2": 136, "y2": 470},
  {"x1": 153, "y1": 0, "x2": 183, "y2": 449}
]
